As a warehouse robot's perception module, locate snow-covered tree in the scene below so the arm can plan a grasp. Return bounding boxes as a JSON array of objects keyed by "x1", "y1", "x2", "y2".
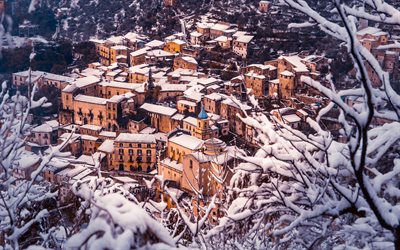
[
  {"x1": 0, "y1": 55, "x2": 74, "y2": 248},
  {"x1": 66, "y1": 158, "x2": 177, "y2": 249},
  {"x1": 206, "y1": 1, "x2": 400, "y2": 249}
]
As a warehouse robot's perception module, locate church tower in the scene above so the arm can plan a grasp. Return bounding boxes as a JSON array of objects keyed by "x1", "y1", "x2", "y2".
[
  {"x1": 194, "y1": 102, "x2": 212, "y2": 140},
  {"x1": 145, "y1": 68, "x2": 156, "y2": 103}
]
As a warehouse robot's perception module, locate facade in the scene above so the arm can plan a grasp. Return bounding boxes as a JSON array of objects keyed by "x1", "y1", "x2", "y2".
[
  {"x1": 173, "y1": 56, "x2": 198, "y2": 71},
  {"x1": 164, "y1": 39, "x2": 186, "y2": 53},
  {"x1": 28, "y1": 121, "x2": 59, "y2": 147},
  {"x1": 12, "y1": 70, "x2": 76, "y2": 89},
  {"x1": 140, "y1": 103, "x2": 177, "y2": 133},
  {"x1": 259, "y1": 1, "x2": 270, "y2": 12},
  {"x1": 111, "y1": 133, "x2": 157, "y2": 172},
  {"x1": 110, "y1": 45, "x2": 128, "y2": 64},
  {"x1": 233, "y1": 35, "x2": 254, "y2": 58}
]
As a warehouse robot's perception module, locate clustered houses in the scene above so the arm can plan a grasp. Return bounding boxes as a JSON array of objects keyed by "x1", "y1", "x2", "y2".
[
  {"x1": 12, "y1": 70, "x2": 76, "y2": 89},
  {"x1": 14, "y1": 14, "x2": 397, "y2": 223},
  {"x1": 190, "y1": 21, "x2": 254, "y2": 58},
  {"x1": 356, "y1": 26, "x2": 400, "y2": 87}
]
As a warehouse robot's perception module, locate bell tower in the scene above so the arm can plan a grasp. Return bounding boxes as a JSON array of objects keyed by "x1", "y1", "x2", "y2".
[{"x1": 194, "y1": 102, "x2": 212, "y2": 140}]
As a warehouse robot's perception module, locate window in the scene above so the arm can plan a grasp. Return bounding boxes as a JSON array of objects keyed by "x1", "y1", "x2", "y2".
[
  {"x1": 190, "y1": 160, "x2": 193, "y2": 168},
  {"x1": 120, "y1": 143, "x2": 123, "y2": 147},
  {"x1": 129, "y1": 149, "x2": 133, "y2": 155},
  {"x1": 147, "y1": 144, "x2": 151, "y2": 148},
  {"x1": 138, "y1": 144, "x2": 142, "y2": 148},
  {"x1": 119, "y1": 149, "x2": 123, "y2": 155},
  {"x1": 137, "y1": 149, "x2": 142, "y2": 156},
  {"x1": 146, "y1": 150, "x2": 151, "y2": 156}
]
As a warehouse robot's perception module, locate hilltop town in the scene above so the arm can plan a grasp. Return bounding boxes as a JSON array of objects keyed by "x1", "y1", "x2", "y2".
[{"x1": 2, "y1": 0, "x2": 400, "y2": 248}]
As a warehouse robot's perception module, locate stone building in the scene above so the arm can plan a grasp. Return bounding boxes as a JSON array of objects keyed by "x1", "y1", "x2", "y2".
[
  {"x1": 233, "y1": 35, "x2": 254, "y2": 58},
  {"x1": 111, "y1": 133, "x2": 157, "y2": 172},
  {"x1": 164, "y1": 39, "x2": 186, "y2": 53},
  {"x1": 259, "y1": 1, "x2": 270, "y2": 12},
  {"x1": 173, "y1": 56, "x2": 198, "y2": 71},
  {"x1": 140, "y1": 103, "x2": 178, "y2": 133}
]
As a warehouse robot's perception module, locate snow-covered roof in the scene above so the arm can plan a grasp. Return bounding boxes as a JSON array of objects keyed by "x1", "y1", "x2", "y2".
[
  {"x1": 168, "y1": 133, "x2": 203, "y2": 150},
  {"x1": 172, "y1": 39, "x2": 186, "y2": 45},
  {"x1": 178, "y1": 100, "x2": 197, "y2": 107},
  {"x1": 197, "y1": 22, "x2": 214, "y2": 29},
  {"x1": 109, "y1": 92, "x2": 135, "y2": 103},
  {"x1": 280, "y1": 70, "x2": 294, "y2": 77},
  {"x1": 145, "y1": 39, "x2": 165, "y2": 48},
  {"x1": 180, "y1": 56, "x2": 198, "y2": 65},
  {"x1": 282, "y1": 114, "x2": 301, "y2": 123},
  {"x1": 80, "y1": 124, "x2": 103, "y2": 131},
  {"x1": 147, "y1": 49, "x2": 173, "y2": 58},
  {"x1": 12, "y1": 70, "x2": 76, "y2": 83},
  {"x1": 190, "y1": 31, "x2": 203, "y2": 37},
  {"x1": 113, "y1": 176, "x2": 138, "y2": 184},
  {"x1": 183, "y1": 116, "x2": 198, "y2": 127},
  {"x1": 214, "y1": 36, "x2": 229, "y2": 42},
  {"x1": 106, "y1": 35, "x2": 124, "y2": 45},
  {"x1": 111, "y1": 45, "x2": 128, "y2": 50},
  {"x1": 236, "y1": 35, "x2": 254, "y2": 43},
  {"x1": 74, "y1": 94, "x2": 107, "y2": 105},
  {"x1": 77, "y1": 154, "x2": 97, "y2": 165},
  {"x1": 80, "y1": 134, "x2": 99, "y2": 141},
  {"x1": 159, "y1": 84, "x2": 188, "y2": 92},
  {"x1": 279, "y1": 55, "x2": 309, "y2": 72},
  {"x1": 221, "y1": 97, "x2": 252, "y2": 110},
  {"x1": 99, "y1": 81, "x2": 141, "y2": 90},
  {"x1": 80, "y1": 68, "x2": 104, "y2": 78},
  {"x1": 233, "y1": 31, "x2": 247, "y2": 38},
  {"x1": 124, "y1": 32, "x2": 145, "y2": 42},
  {"x1": 189, "y1": 150, "x2": 233, "y2": 164},
  {"x1": 75, "y1": 75, "x2": 100, "y2": 88},
  {"x1": 115, "y1": 133, "x2": 156, "y2": 144},
  {"x1": 211, "y1": 23, "x2": 231, "y2": 31},
  {"x1": 130, "y1": 47, "x2": 150, "y2": 57},
  {"x1": 99, "y1": 131, "x2": 117, "y2": 138},
  {"x1": 270, "y1": 78, "x2": 280, "y2": 84},
  {"x1": 205, "y1": 92, "x2": 223, "y2": 101},
  {"x1": 140, "y1": 103, "x2": 177, "y2": 116},
  {"x1": 98, "y1": 139, "x2": 114, "y2": 153},
  {"x1": 247, "y1": 63, "x2": 274, "y2": 71},
  {"x1": 172, "y1": 113, "x2": 185, "y2": 121},
  {"x1": 45, "y1": 120, "x2": 59, "y2": 129},
  {"x1": 196, "y1": 77, "x2": 220, "y2": 86},
  {"x1": 32, "y1": 123, "x2": 53, "y2": 133},
  {"x1": 161, "y1": 158, "x2": 183, "y2": 172},
  {"x1": 357, "y1": 27, "x2": 387, "y2": 36},
  {"x1": 245, "y1": 71, "x2": 266, "y2": 79},
  {"x1": 89, "y1": 38, "x2": 106, "y2": 44}
]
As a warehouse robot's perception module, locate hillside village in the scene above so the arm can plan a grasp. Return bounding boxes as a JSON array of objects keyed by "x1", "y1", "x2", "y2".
[{"x1": 7, "y1": 0, "x2": 400, "y2": 227}]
